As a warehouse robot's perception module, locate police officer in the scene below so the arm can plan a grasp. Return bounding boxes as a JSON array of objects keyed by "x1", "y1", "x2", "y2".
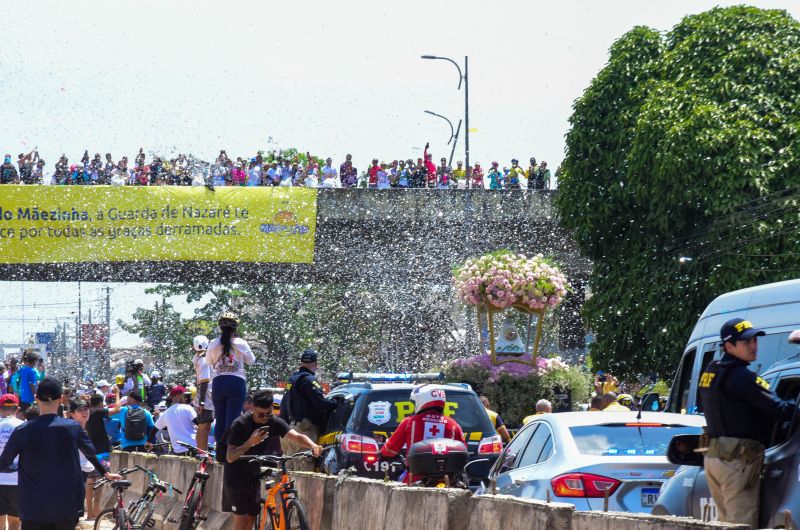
[
  {"x1": 280, "y1": 349, "x2": 335, "y2": 470},
  {"x1": 698, "y1": 318, "x2": 794, "y2": 528}
]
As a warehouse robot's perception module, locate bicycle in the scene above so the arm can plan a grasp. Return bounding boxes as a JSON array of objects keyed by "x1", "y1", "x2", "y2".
[
  {"x1": 248, "y1": 451, "x2": 313, "y2": 530},
  {"x1": 170, "y1": 441, "x2": 215, "y2": 530},
  {"x1": 94, "y1": 466, "x2": 182, "y2": 530},
  {"x1": 128, "y1": 465, "x2": 183, "y2": 528},
  {"x1": 93, "y1": 468, "x2": 137, "y2": 530}
]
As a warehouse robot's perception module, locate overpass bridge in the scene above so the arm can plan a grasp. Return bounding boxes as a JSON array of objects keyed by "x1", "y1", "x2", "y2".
[
  {"x1": 0, "y1": 189, "x2": 591, "y2": 351},
  {"x1": 0, "y1": 189, "x2": 589, "y2": 284}
]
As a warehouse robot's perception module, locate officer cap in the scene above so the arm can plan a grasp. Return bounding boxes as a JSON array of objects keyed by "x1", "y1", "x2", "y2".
[
  {"x1": 300, "y1": 348, "x2": 318, "y2": 363},
  {"x1": 720, "y1": 318, "x2": 765, "y2": 343}
]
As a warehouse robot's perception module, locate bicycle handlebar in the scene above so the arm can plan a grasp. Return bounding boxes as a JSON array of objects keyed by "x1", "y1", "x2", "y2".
[
  {"x1": 242, "y1": 450, "x2": 313, "y2": 464},
  {"x1": 176, "y1": 440, "x2": 214, "y2": 459},
  {"x1": 93, "y1": 467, "x2": 138, "y2": 489}
]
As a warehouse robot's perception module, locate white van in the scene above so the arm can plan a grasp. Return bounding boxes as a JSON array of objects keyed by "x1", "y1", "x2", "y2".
[{"x1": 667, "y1": 278, "x2": 800, "y2": 415}]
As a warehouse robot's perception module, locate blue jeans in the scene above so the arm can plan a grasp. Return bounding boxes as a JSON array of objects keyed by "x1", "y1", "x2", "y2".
[{"x1": 212, "y1": 375, "x2": 247, "y2": 442}]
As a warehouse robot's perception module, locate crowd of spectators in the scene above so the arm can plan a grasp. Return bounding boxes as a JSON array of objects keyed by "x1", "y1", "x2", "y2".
[{"x1": 0, "y1": 143, "x2": 553, "y2": 190}]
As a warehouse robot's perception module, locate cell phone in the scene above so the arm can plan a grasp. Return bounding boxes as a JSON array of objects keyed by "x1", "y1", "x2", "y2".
[
  {"x1": 598, "y1": 375, "x2": 607, "y2": 383},
  {"x1": 257, "y1": 426, "x2": 270, "y2": 434}
]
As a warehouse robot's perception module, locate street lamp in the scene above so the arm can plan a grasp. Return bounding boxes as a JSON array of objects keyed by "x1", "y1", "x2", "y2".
[
  {"x1": 420, "y1": 55, "x2": 469, "y2": 170},
  {"x1": 423, "y1": 110, "x2": 462, "y2": 167}
]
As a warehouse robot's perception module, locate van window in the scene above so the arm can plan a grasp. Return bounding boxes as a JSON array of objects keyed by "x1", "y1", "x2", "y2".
[
  {"x1": 668, "y1": 347, "x2": 696, "y2": 413},
  {"x1": 751, "y1": 333, "x2": 787, "y2": 373},
  {"x1": 769, "y1": 375, "x2": 800, "y2": 446}
]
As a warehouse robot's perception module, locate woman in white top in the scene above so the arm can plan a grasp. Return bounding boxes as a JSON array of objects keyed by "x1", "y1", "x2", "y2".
[{"x1": 205, "y1": 312, "x2": 255, "y2": 447}]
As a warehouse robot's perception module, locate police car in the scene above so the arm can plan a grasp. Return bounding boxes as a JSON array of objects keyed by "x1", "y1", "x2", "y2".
[{"x1": 318, "y1": 373, "x2": 501, "y2": 481}]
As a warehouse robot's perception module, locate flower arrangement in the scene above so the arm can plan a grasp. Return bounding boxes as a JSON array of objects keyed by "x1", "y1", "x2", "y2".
[
  {"x1": 450, "y1": 354, "x2": 570, "y2": 382},
  {"x1": 453, "y1": 251, "x2": 569, "y2": 311}
]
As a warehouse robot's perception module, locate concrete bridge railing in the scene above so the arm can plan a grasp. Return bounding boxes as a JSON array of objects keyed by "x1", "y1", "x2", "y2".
[{"x1": 104, "y1": 452, "x2": 744, "y2": 530}]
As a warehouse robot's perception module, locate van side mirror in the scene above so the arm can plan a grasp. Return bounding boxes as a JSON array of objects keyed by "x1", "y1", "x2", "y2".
[
  {"x1": 464, "y1": 458, "x2": 492, "y2": 481},
  {"x1": 667, "y1": 434, "x2": 704, "y2": 467}
]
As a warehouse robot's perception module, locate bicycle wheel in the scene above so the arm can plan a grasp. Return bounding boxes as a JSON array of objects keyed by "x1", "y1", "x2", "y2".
[
  {"x1": 132, "y1": 500, "x2": 155, "y2": 528},
  {"x1": 178, "y1": 487, "x2": 204, "y2": 530},
  {"x1": 285, "y1": 498, "x2": 310, "y2": 530},
  {"x1": 94, "y1": 509, "x2": 119, "y2": 530}
]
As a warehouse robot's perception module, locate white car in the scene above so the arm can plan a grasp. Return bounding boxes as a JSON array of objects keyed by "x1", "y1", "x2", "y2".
[{"x1": 468, "y1": 411, "x2": 705, "y2": 513}]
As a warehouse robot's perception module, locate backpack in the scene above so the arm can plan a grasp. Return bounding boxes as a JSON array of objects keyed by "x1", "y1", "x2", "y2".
[{"x1": 124, "y1": 407, "x2": 147, "y2": 441}]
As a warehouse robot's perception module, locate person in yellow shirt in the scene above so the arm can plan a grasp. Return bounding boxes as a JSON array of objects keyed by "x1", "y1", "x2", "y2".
[
  {"x1": 479, "y1": 396, "x2": 511, "y2": 442},
  {"x1": 594, "y1": 371, "x2": 619, "y2": 395},
  {"x1": 452, "y1": 161, "x2": 467, "y2": 189},
  {"x1": 601, "y1": 392, "x2": 630, "y2": 411},
  {"x1": 522, "y1": 399, "x2": 552, "y2": 424}
]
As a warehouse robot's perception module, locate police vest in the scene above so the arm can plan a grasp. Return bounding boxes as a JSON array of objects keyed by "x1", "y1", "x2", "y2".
[
  {"x1": 699, "y1": 359, "x2": 774, "y2": 445},
  {"x1": 283, "y1": 370, "x2": 313, "y2": 423}
]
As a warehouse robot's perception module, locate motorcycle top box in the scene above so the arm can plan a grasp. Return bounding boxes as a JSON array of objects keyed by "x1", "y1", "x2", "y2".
[{"x1": 407, "y1": 438, "x2": 469, "y2": 476}]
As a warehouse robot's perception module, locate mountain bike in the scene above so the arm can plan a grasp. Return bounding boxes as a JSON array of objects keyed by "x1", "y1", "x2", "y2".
[
  {"x1": 93, "y1": 468, "x2": 137, "y2": 530},
  {"x1": 128, "y1": 465, "x2": 183, "y2": 528},
  {"x1": 248, "y1": 451, "x2": 313, "y2": 530},
  {"x1": 170, "y1": 441, "x2": 215, "y2": 530}
]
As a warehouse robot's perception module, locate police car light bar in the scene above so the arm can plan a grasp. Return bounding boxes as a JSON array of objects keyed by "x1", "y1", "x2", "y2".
[{"x1": 336, "y1": 372, "x2": 445, "y2": 383}]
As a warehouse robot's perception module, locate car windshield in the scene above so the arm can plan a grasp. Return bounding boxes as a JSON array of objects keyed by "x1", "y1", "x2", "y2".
[
  {"x1": 569, "y1": 423, "x2": 703, "y2": 456},
  {"x1": 351, "y1": 389, "x2": 494, "y2": 433}
]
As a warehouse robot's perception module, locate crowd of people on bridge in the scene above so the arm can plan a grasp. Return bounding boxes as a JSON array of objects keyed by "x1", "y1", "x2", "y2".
[{"x1": 0, "y1": 144, "x2": 554, "y2": 190}]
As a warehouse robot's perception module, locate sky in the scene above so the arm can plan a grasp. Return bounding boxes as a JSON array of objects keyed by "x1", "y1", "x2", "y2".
[{"x1": 1, "y1": 0, "x2": 799, "y2": 348}]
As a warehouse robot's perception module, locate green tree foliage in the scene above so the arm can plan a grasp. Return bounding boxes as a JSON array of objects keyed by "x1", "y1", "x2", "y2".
[
  {"x1": 556, "y1": 7, "x2": 800, "y2": 378},
  {"x1": 117, "y1": 299, "x2": 206, "y2": 383},
  {"x1": 138, "y1": 282, "x2": 462, "y2": 386}
]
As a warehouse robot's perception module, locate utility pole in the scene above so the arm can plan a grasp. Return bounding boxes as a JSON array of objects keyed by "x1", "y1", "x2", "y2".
[
  {"x1": 87, "y1": 308, "x2": 93, "y2": 380},
  {"x1": 77, "y1": 281, "x2": 82, "y2": 381},
  {"x1": 105, "y1": 287, "x2": 111, "y2": 377}
]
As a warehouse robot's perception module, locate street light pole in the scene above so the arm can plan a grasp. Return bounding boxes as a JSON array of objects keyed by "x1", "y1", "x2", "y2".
[
  {"x1": 420, "y1": 54, "x2": 470, "y2": 170},
  {"x1": 464, "y1": 56, "x2": 469, "y2": 171}
]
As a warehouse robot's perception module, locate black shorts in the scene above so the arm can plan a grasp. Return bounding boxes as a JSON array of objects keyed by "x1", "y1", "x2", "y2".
[
  {"x1": 0, "y1": 485, "x2": 19, "y2": 517},
  {"x1": 222, "y1": 483, "x2": 259, "y2": 516},
  {"x1": 193, "y1": 409, "x2": 213, "y2": 425}
]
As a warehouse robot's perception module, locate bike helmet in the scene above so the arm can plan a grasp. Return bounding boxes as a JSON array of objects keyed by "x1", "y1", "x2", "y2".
[
  {"x1": 616, "y1": 393, "x2": 634, "y2": 408},
  {"x1": 218, "y1": 312, "x2": 239, "y2": 327},
  {"x1": 411, "y1": 385, "x2": 447, "y2": 413},
  {"x1": 193, "y1": 335, "x2": 210, "y2": 352}
]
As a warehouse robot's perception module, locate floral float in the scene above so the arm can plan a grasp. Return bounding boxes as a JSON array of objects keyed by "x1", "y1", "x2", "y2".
[{"x1": 453, "y1": 251, "x2": 569, "y2": 366}]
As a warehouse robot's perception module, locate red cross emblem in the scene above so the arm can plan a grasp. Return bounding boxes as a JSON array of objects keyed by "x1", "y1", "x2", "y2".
[{"x1": 424, "y1": 421, "x2": 445, "y2": 439}]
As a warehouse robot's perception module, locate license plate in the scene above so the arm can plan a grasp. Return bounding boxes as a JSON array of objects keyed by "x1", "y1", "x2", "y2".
[{"x1": 641, "y1": 487, "x2": 660, "y2": 507}]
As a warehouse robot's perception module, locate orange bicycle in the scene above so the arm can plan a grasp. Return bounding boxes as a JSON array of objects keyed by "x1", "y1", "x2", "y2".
[{"x1": 247, "y1": 451, "x2": 312, "y2": 530}]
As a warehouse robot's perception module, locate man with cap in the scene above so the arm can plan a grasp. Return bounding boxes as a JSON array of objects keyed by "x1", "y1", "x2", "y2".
[
  {"x1": 94, "y1": 380, "x2": 111, "y2": 398},
  {"x1": 146, "y1": 371, "x2": 166, "y2": 410},
  {"x1": 191, "y1": 335, "x2": 214, "y2": 451},
  {"x1": 122, "y1": 358, "x2": 151, "y2": 404},
  {"x1": 698, "y1": 318, "x2": 795, "y2": 528},
  {"x1": 155, "y1": 386, "x2": 197, "y2": 455},
  {"x1": 109, "y1": 391, "x2": 156, "y2": 452},
  {"x1": 0, "y1": 394, "x2": 22, "y2": 530},
  {"x1": 0, "y1": 377, "x2": 121, "y2": 529},
  {"x1": 280, "y1": 349, "x2": 336, "y2": 471}
]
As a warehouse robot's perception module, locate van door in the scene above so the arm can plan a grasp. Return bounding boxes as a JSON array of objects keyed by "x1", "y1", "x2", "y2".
[{"x1": 668, "y1": 344, "x2": 697, "y2": 414}]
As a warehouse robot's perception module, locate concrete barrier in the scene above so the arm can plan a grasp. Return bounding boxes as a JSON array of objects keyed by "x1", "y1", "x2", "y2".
[{"x1": 108, "y1": 453, "x2": 747, "y2": 530}]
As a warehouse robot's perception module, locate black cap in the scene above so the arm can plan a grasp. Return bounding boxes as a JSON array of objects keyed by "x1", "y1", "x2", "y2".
[
  {"x1": 720, "y1": 318, "x2": 765, "y2": 343},
  {"x1": 36, "y1": 377, "x2": 63, "y2": 402},
  {"x1": 300, "y1": 348, "x2": 318, "y2": 363},
  {"x1": 69, "y1": 398, "x2": 89, "y2": 413}
]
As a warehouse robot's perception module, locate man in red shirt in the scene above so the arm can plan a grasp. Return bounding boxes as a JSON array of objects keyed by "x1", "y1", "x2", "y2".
[
  {"x1": 368, "y1": 159, "x2": 380, "y2": 188},
  {"x1": 423, "y1": 144, "x2": 437, "y2": 188},
  {"x1": 380, "y1": 385, "x2": 464, "y2": 484}
]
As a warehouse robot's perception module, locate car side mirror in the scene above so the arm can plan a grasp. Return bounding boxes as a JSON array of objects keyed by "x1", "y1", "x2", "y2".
[
  {"x1": 464, "y1": 458, "x2": 492, "y2": 481},
  {"x1": 667, "y1": 434, "x2": 704, "y2": 467}
]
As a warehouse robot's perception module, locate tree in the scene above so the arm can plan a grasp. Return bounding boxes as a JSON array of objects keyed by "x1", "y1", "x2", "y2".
[
  {"x1": 117, "y1": 298, "x2": 205, "y2": 383},
  {"x1": 556, "y1": 7, "x2": 800, "y2": 377},
  {"x1": 142, "y1": 281, "x2": 463, "y2": 385}
]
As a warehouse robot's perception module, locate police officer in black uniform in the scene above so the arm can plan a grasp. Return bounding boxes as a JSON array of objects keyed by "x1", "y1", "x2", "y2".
[
  {"x1": 280, "y1": 349, "x2": 335, "y2": 470},
  {"x1": 698, "y1": 318, "x2": 793, "y2": 528}
]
